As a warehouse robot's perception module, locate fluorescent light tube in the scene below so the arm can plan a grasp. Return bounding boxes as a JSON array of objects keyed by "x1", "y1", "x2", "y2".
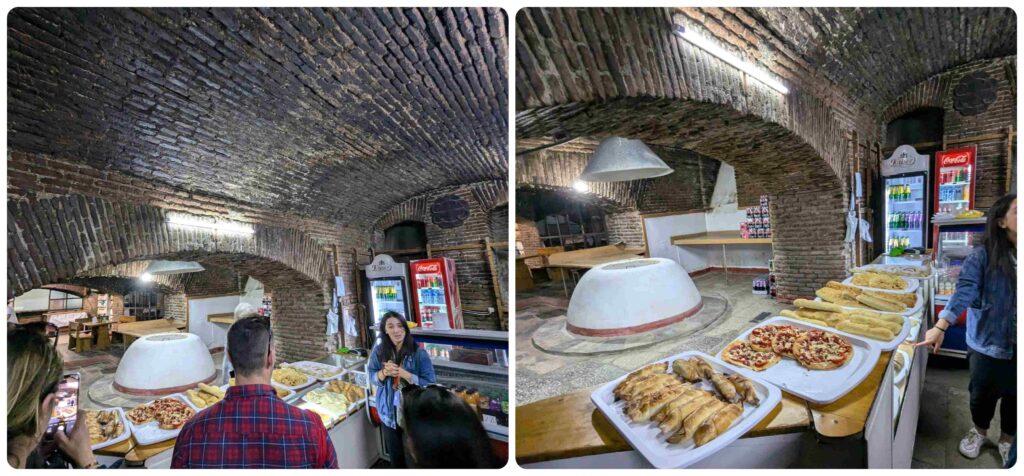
[
  {"x1": 166, "y1": 212, "x2": 254, "y2": 235},
  {"x1": 674, "y1": 25, "x2": 789, "y2": 95}
]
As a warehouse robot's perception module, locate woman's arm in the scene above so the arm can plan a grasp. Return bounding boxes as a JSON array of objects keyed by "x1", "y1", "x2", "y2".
[
  {"x1": 398, "y1": 349, "x2": 436, "y2": 386},
  {"x1": 366, "y1": 347, "x2": 387, "y2": 384}
]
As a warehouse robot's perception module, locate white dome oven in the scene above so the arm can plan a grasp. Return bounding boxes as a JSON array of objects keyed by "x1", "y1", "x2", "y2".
[{"x1": 113, "y1": 333, "x2": 217, "y2": 396}]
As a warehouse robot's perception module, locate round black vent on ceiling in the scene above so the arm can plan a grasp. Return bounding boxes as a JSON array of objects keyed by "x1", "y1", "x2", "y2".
[
  {"x1": 953, "y1": 71, "x2": 999, "y2": 116},
  {"x1": 430, "y1": 195, "x2": 471, "y2": 229}
]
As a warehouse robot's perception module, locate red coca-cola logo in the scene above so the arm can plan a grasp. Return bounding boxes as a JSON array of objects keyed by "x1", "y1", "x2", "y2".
[
  {"x1": 417, "y1": 263, "x2": 440, "y2": 273},
  {"x1": 942, "y1": 153, "x2": 971, "y2": 166}
]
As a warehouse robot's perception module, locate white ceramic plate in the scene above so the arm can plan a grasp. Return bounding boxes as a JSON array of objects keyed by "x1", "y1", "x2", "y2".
[
  {"x1": 727, "y1": 316, "x2": 881, "y2": 404},
  {"x1": 272, "y1": 370, "x2": 317, "y2": 391},
  {"x1": 87, "y1": 407, "x2": 132, "y2": 451},
  {"x1": 124, "y1": 394, "x2": 197, "y2": 446},
  {"x1": 590, "y1": 351, "x2": 782, "y2": 469},
  {"x1": 842, "y1": 276, "x2": 920, "y2": 294},
  {"x1": 282, "y1": 361, "x2": 344, "y2": 381},
  {"x1": 892, "y1": 349, "x2": 911, "y2": 385}
]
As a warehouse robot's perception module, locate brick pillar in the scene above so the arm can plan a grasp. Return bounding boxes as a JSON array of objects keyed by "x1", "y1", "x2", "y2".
[
  {"x1": 770, "y1": 189, "x2": 850, "y2": 303},
  {"x1": 269, "y1": 281, "x2": 330, "y2": 362},
  {"x1": 606, "y1": 211, "x2": 645, "y2": 247},
  {"x1": 163, "y1": 293, "x2": 187, "y2": 322}
]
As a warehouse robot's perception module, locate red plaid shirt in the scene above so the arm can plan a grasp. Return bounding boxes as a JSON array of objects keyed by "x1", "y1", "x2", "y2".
[{"x1": 171, "y1": 384, "x2": 338, "y2": 469}]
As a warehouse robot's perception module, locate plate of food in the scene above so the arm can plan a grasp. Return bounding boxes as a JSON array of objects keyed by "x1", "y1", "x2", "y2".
[
  {"x1": 124, "y1": 395, "x2": 197, "y2": 445},
  {"x1": 296, "y1": 401, "x2": 341, "y2": 429},
  {"x1": 272, "y1": 367, "x2": 317, "y2": 391},
  {"x1": 850, "y1": 264, "x2": 932, "y2": 279},
  {"x1": 816, "y1": 281, "x2": 923, "y2": 316},
  {"x1": 302, "y1": 387, "x2": 356, "y2": 415},
  {"x1": 721, "y1": 317, "x2": 881, "y2": 404},
  {"x1": 86, "y1": 408, "x2": 130, "y2": 450},
  {"x1": 183, "y1": 383, "x2": 226, "y2": 410},
  {"x1": 322, "y1": 378, "x2": 367, "y2": 413},
  {"x1": 784, "y1": 298, "x2": 910, "y2": 351},
  {"x1": 590, "y1": 351, "x2": 781, "y2": 469},
  {"x1": 892, "y1": 349, "x2": 911, "y2": 386},
  {"x1": 842, "y1": 272, "x2": 919, "y2": 294},
  {"x1": 282, "y1": 361, "x2": 344, "y2": 381},
  {"x1": 226, "y1": 378, "x2": 297, "y2": 401}
]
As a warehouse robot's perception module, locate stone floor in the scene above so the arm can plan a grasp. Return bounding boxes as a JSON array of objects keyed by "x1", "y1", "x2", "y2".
[
  {"x1": 515, "y1": 271, "x2": 785, "y2": 405},
  {"x1": 515, "y1": 271, "x2": 1002, "y2": 469},
  {"x1": 912, "y1": 354, "x2": 1005, "y2": 469}
]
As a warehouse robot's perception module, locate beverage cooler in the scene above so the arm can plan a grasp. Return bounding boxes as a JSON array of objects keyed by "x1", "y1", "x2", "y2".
[
  {"x1": 931, "y1": 216, "x2": 986, "y2": 358},
  {"x1": 881, "y1": 145, "x2": 930, "y2": 252},
  {"x1": 364, "y1": 254, "x2": 413, "y2": 343},
  {"x1": 410, "y1": 258, "x2": 463, "y2": 330},
  {"x1": 933, "y1": 146, "x2": 977, "y2": 215}
]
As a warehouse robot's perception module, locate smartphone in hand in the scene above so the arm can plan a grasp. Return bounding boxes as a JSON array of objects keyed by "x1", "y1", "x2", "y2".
[{"x1": 44, "y1": 372, "x2": 81, "y2": 439}]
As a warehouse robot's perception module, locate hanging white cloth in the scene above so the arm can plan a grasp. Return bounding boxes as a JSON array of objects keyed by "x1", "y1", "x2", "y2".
[{"x1": 844, "y1": 193, "x2": 858, "y2": 243}]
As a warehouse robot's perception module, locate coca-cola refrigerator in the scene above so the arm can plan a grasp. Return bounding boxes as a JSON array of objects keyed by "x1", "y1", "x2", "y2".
[
  {"x1": 365, "y1": 254, "x2": 413, "y2": 342},
  {"x1": 933, "y1": 145, "x2": 977, "y2": 215},
  {"x1": 881, "y1": 145, "x2": 930, "y2": 252},
  {"x1": 409, "y1": 258, "x2": 463, "y2": 330}
]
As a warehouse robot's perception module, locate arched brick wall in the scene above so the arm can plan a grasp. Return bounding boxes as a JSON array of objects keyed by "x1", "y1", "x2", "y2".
[{"x1": 8, "y1": 194, "x2": 333, "y2": 361}]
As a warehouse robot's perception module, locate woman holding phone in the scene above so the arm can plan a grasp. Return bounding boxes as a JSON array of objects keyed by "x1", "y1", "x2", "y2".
[
  {"x1": 917, "y1": 193, "x2": 1016, "y2": 465},
  {"x1": 7, "y1": 326, "x2": 97, "y2": 468},
  {"x1": 366, "y1": 311, "x2": 436, "y2": 468}
]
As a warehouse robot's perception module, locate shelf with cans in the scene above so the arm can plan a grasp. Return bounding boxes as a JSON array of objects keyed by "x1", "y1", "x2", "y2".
[{"x1": 740, "y1": 195, "x2": 772, "y2": 239}]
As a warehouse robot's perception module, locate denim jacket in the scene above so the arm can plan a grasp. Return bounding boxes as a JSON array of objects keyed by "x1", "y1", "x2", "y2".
[
  {"x1": 939, "y1": 247, "x2": 1017, "y2": 360},
  {"x1": 366, "y1": 346, "x2": 436, "y2": 429}
]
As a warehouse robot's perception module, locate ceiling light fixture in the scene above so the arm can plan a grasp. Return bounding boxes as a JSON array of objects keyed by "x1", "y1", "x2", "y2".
[
  {"x1": 579, "y1": 137, "x2": 674, "y2": 182},
  {"x1": 139, "y1": 272, "x2": 154, "y2": 282},
  {"x1": 142, "y1": 260, "x2": 206, "y2": 276},
  {"x1": 572, "y1": 180, "x2": 590, "y2": 192},
  {"x1": 166, "y1": 212, "x2": 254, "y2": 235},
  {"x1": 673, "y1": 24, "x2": 789, "y2": 95}
]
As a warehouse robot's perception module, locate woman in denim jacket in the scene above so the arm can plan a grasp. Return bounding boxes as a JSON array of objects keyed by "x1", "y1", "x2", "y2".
[
  {"x1": 918, "y1": 193, "x2": 1016, "y2": 464},
  {"x1": 366, "y1": 311, "x2": 435, "y2": 468}
]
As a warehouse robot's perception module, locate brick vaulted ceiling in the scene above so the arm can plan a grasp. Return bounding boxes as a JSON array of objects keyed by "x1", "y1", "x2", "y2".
[
  {"x1": 747, "y1": 7, "x2": 1016, "y2": 114},
  {"x1": 8, "y1": 8, "x2": 508, "y2": 227}
]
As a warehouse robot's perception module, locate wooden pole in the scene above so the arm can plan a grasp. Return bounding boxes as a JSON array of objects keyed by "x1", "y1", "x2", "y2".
[
  {"x1": 351, "y1": 248, "x2": 368, "y2": 349},
  {"x1": 483, "y1": 238, "x2": 507, "y2": 331}
]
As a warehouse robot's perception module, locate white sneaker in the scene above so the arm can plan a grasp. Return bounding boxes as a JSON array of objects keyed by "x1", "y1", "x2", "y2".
[
  {"x1": 959, "y1": 427, "x2": 987, "y2": 459},
  {"x1": 999, "y1": 441, "x2": 1012, "y2": 467}
]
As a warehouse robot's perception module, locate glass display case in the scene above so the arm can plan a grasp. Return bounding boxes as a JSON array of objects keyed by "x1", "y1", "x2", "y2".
[{"x1": 931, "y1": 217, "x2": 986, "y2": 358}]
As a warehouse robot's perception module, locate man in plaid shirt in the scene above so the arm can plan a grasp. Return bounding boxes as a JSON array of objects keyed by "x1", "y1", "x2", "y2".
[{"x1": 172, "y1": 316, "x2": 337, "y2": 468}]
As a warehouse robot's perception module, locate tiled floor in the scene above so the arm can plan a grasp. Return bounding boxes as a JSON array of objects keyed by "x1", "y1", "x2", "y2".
[{"x1": 515, "y1": 271, "x2": 1005, "y2": 469}]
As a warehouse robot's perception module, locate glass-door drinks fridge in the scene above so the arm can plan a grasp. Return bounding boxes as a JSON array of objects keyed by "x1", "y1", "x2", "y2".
[
  {"x1": 881, "y1": 145, "x2": 930, "y2": 252},
  {"x1": 410, "y1": 257, "x2": 463, "y2": 330},
  {"x1": 933, "y1": 145, "x2": 977, "y2": 215},
  {"x1": 365, "y1": 254, "x2": 412, "y2": 342}
]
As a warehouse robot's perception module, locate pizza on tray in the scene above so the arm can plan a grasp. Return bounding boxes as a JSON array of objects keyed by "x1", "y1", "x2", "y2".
[
  {"x1": 720, "y1": 340, "x2": 782, "y2": 371},
  {"x1": 769, "y1": 326, "x2": 804, "y2": 358},
  {"x1": 748, "y1": 325, "x2": 784, "y2": 352},
  {"x1": 127, "y1": 397, "x2": 195, "y2": 430},
  {"x1": 791, "y1": 329, "x2": 854, "y2": 370}
]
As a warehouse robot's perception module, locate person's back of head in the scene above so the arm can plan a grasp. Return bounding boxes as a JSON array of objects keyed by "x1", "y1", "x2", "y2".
[
  {"x1": 226, "y1": 316, "x2": 273, "y2": 378},
  {"x1": 7, "y1": 327, "x2": 64, "y2": 467},
  {"x1": 400, "y1": 386, "x2": 500, "y2": 468}
]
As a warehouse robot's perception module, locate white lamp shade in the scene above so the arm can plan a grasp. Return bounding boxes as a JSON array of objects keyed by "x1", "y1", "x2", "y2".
[
  {"x1": 143, "y1": 260, "x2": 205, "y2": 275},
  {"x1": 579, "y1": 137, "x2": 674, "y2": 182}
]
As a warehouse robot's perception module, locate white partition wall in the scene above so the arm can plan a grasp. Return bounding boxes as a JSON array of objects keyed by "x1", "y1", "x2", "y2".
[{"x1": 188, "y1": 295, "x2": 241, "y2": 349}]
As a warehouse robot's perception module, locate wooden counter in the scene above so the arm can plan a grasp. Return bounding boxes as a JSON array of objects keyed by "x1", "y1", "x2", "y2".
[
  {"x1": 671, "y1": 230, "x2": 772, "y2": 245},
  {"x1": 516, "y1": 352, "x2": 891, "y2": 464}
]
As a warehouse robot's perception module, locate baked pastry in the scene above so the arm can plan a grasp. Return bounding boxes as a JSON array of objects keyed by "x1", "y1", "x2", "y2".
[
  {"x1": 693, "y1": 403, "x2": 744, "y2": 447},
  {"x1": 613, "y1": 362, "x2": 668, "y2": 399},
  {"x1": 672, "y1": 359, "x2": 702, "y2": 382},
  {"x1": 656, "y1": 393, "x2": 715, "y2": 435},
  {"x1": 721, "y1": 340, "x2": 782, "y2": 371},
  {"x1": 708, "y1": 372, "x2": 740, "y2": 403},
  {"x1": 726, "y1": 374, "x2": 759, "y2": 405},
  {"x1": 668, "y1": 399, "x2": 727, "y2": 444},
  {"x1": 851, "y1": 272, "x2": 907, "y2": 291}
]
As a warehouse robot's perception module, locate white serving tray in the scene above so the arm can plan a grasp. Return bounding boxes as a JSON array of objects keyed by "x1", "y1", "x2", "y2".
[
  {"x1": 296, "y1": 401, "x2": 344, "y2": 429},
  {"x1": 125, "y1": 394, "x2": 197, "y2": 446},
  {"x1": 807, "y1": 298, "x2": 910, "y2": 352},
  {"x1": 88, "y1": 407, "x2": 132, "y2": 451},
  {"x1": 727, "y1": 317, "x2": 881, "y2": 404},
  {"x1": 308, "y1": 379, "x2": 368, "y2": 414},
  {"x1": 851, "y1": 264, "x2": 934, "y2": 280},
  {"x1": 282, "y1": 361, "x2": 344, "y2": 381},
  {"x1": 892, "y1": 349, "x2": 911, "y2": 386},
  {"x1": 272, "y1": 371, "x2": 317, "y2": 391},
  {"x1": 842, "y1": 276, "x2": 920, "y2": 294},
  {"x1": 590, "y1": 351, "x2": 782, "y2": 469}
]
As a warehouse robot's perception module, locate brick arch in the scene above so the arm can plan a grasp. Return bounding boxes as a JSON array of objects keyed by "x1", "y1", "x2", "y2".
[
  {"x1": 371, "y1": 180, "x2": 509, "y2": 236},
  {"x1": 880, "y1": 75, "x2": 952, "y2": 125},
  {"x1": 515, "y1": 183, "x2": 635, "y2": 216},
  {"x1": 8, "y1": 194, "x2": 334, "y2": 362}
]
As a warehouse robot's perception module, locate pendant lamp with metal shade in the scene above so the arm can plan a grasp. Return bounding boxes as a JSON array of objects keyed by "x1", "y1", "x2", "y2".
[
  {"x1": 141, "y1": 260, "x2": 205, "y2": 276},
  {"x1": 579, "y1": 137, "x2": 674, "y2": 182}
]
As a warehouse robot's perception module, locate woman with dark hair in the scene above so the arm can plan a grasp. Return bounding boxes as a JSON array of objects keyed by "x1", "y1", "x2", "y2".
[
  {"x1": 366, "y1": 311, "x2": 435, "y2": 468},
  {"x1": 918, "y1": 193, "x2": 1016, "y2": 465},
  {"x1": 400, "y1": 385, "x2": 499, "y2": 468}
]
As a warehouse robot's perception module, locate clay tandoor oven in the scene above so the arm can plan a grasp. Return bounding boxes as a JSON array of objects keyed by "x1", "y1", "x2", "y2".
[
  {"x1": 566, "y1": 258, "x2": 704, "y2": 337},
  {"x1": 113, "y1": 333, "x2": 217, "y2": 395}
]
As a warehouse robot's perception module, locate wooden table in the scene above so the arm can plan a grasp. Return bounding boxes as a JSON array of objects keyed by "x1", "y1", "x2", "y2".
[
  {"x1": 670, "y1": 231, "x2": 772, "y2": 275},
  {"x1": 113, "y1": 320, "x2": 186, "y2": 347},
  {"x1": 80, "y1": 321, "x2": 112, "y2": 351},
  {"x1": 545, "y1": 245, "x2": 647, "y2": 296},
  {"x1": 516, "y1": 351, "x2": 891, "y2": 465},
  {"x1": 516, "y1": 255, "x2": 539, "y2": 292}
]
